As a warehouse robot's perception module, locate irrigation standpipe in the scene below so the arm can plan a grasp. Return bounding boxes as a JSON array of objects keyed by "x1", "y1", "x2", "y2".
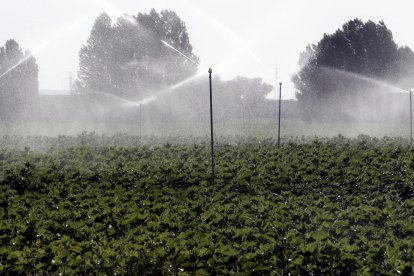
[
  {"x1": 410, "y1": 89, "x2": 413, "y2": 146},
  {"x1": 277, "y1": 82, "x2": 282, "y2": 148},
  {"x1": 209, "y1": 68, "x2": 215, "y2": 183}
]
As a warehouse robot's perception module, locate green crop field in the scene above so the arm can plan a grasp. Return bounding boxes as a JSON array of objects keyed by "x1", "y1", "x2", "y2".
[{"x1": 1, "y1": 134, "x2": 414, "y2": 274}]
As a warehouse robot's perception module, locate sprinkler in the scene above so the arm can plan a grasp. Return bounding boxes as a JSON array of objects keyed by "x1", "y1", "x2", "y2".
[
  {"x1": 277, "y1": 82, "x2": 282, "y2": 148},
  {"x1": 410, "y1": 89, "x2": 413, "y2": 146},
  {"x1": 209, "y1": 68, "x2": 215, "y2": 183}
]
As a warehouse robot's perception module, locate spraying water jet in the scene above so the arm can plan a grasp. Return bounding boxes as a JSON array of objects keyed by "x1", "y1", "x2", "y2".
[
  {"x1": 178, "y1": 0, "x2": 273, "y2": 78},
  {"x1": 0, "y1": 16, "x2": 90, "y2": 80},
  {"x1": 319, "y1": 66, "x2": 409, "y2": 94},
  {"x1": 130, "y1": 72, "x2": 203, "y2": 107},
  {"x1": 161, "y1": 40, "x2": 199, "y2": 66},
  {"x1": 84, "y1": 89, "x2": 140, "y2": 107}
]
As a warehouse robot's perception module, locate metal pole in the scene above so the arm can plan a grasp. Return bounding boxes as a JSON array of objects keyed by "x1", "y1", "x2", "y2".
[
  {"x1": 410, "y1": 89, "x2": 413, "y2": 146},
  {"x1": 277, "y1": 82, "x2": 282, "y2": 148},
  {"x1": 209, "y1": 68, "x2": 215, "y2": 183},
  {"x1": 139, "y1": 104, "x2": 142, "y2": 136}
]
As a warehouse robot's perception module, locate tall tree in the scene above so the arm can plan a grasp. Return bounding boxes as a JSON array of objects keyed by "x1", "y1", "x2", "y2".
[
  {"x1": 136, "y1": 9, "x2": 198, "y2": 85},
  {"x1": 77, "y1": 13, "x2": 114, "y2": 93},
  {"x1": 0, "y1": 39, "x2": 38, "y2": 121},
  {"x1": 77, "y1": 9, "x2": 199, "y2": 100},
  {"x1": 292, "y1": 19, "x2": 414, "y2": 121},
  {"x1": 394, "y1": 46, "x2": 414, "y2": 88}
]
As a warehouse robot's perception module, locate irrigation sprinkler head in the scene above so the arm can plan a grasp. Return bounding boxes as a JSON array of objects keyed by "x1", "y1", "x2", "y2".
[
  {"x1": 279, "y1": 82, "x2": 282, "y2": 86},
  {"x1": 208, "y1": 67, "x2": 215, "y2": 183}
]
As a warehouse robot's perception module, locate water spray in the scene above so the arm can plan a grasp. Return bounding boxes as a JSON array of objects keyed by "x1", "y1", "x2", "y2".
[
  {"x1": 277, "y1": 82, "x2": 282, "y2": 148},
  {"x1": 85, "y1": 89, "x2": 139, "y2": 106},
  {"x1": 0, "y1": 16, "x2": 90, "y2": 80},
  {"x1": 209, "y1": 68, "x2": 215, "y2": 183},
  {"x1": 161, "y1": 40, "x2": 199, "y2": 66},
  {"x1": 136, "y1": 36, "x2": 273, "y2": 108},
  {"x1": 178, "y1": 0, "x2": 273, "y2": 78},
  {"x1": 320, "y1": 66, "x2": 408, "y2": 94}
]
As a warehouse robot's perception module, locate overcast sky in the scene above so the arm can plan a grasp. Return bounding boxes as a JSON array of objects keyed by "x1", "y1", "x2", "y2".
[{"x1": 1, "y1": 0, "x2": 414, "y2": 98}]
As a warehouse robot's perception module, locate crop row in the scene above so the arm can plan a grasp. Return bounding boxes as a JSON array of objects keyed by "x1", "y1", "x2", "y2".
[{"x1": 0, "y1": 136, "x2": 414, "y2": 274}]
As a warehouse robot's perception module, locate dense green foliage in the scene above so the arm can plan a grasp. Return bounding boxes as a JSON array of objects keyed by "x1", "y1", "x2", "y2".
[
  {"x1": 77, "y1": 10, "x2": 198, "y2": 99},
  {"x1": 1, "y1": 134, "x2": 414, "y2": 274},
  {"x1": 292, "y1": 19, "x2": 414, "y2": 121},
  {"x1": 75, "y1": 10, "x2": 274, "y2": 124}
]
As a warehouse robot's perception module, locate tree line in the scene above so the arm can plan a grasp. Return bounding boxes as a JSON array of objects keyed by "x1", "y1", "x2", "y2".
[
  {"x1": 75, "y1": 9, "x2": 274, "y2": 118},
  {"x1": 76, "y1": 10, "x2": 199, "y2": 100},
  {"x1": 292, "y1": 19, "x2": 414, "y2": 121},
  {"x1": 1, "y1": 14, "x2": 414, "y2": 123}
]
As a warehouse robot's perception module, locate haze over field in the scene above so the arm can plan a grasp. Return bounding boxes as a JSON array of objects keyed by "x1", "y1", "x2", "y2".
[
  {"x1": 1, "y1": 0, "x2": 414, "y2": 98},
  {"x1": 0, "y1": 1, "x2": 414, "y2": 139}
]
